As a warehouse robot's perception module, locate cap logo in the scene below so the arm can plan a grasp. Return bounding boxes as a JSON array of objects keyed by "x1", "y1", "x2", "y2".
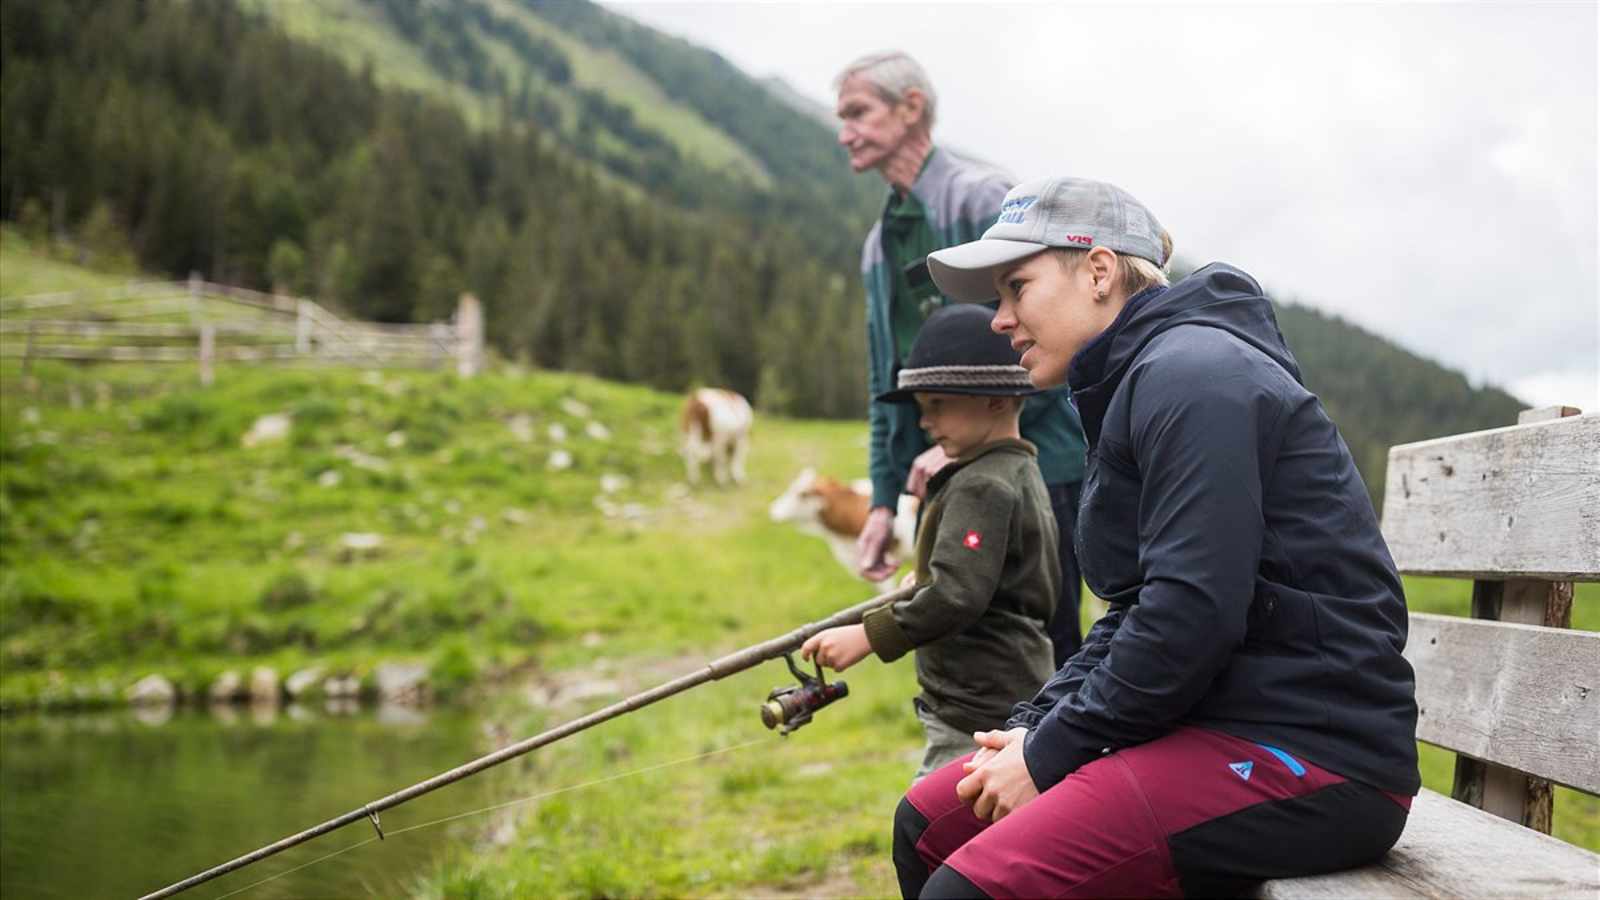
[
  {"x1": 1063, "y1": 234, "x2": 1093, "y2": 246},
  {"x1": 997, "y1": 195, "x2": 1037, "y2": 225}
]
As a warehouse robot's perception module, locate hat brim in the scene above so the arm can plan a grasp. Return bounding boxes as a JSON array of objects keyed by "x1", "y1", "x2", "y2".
[
  {"x1": 927, "y1": 239, "x2": 1050, "y2": 303},
  {"x1": 875, "y1": 383, "x2": 1040, "y2": 405}
]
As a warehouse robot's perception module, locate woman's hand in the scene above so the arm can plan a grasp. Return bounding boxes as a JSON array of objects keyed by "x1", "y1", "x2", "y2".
[
  {"x1": 955, "y1": 727, "x2": 1038, "y2": 822},
  {"x1": 800, "y1": 624, "x2": 872, "y2": 671}
]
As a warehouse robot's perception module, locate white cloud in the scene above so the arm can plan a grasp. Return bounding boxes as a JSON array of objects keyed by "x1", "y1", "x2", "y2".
[{"x1": 611, "y1": 1, "x2": 1598, "y2": 405}]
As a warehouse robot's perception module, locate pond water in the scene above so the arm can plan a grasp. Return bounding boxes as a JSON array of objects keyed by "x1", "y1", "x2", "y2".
[{"x1": 0, "y1": 701, "x2": 517, "y2": 899}]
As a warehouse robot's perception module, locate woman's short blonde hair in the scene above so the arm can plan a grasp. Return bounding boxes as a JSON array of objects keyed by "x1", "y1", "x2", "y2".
[{"x1": 1051, "y1": 230, "x2": 1174, "y2": 296}]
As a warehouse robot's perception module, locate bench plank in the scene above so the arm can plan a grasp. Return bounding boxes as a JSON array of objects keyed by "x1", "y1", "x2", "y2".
[
  {"x1": 1381, "y1": 414, "x2": 1600, "y2": 580},
  {"x1": 1406, "y1": 613, "x2": 1600, "y2": 794},
  {"x1": 1259, "y1": 789, "x2": 1600, "y2": 899}
]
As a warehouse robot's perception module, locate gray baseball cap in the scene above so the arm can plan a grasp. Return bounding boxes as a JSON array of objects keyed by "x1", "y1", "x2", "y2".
[{"x1": 928, "y1": 177, "x2": 1167, "y2": 303}]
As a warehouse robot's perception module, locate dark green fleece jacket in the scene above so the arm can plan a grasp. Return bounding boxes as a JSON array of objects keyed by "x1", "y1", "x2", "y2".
[{"x1": 861, "y1": 439, "x2": 1058, "y2": 734}]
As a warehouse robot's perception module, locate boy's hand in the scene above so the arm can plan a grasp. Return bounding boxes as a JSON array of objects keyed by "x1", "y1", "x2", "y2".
[
  {"x1": 955, "y1": 727, "x2": 1037, "y2": 822},
  {"x1": 800, "y1": 624, "x2": 872, "y2": 671}
]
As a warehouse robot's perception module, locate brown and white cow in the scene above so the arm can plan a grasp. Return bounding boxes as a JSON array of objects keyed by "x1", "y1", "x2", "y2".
[
  {"x1": 680, "y1": 388, "x2": 753, "y2": 486},
  {"x1": 768, "y1": 468, "x2": 919, "y2": 588}
]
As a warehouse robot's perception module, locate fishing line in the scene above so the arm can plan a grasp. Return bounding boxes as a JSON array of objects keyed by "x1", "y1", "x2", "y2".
[{"x1": 209, "y1": 735, "x2": 777, "y2": 899}]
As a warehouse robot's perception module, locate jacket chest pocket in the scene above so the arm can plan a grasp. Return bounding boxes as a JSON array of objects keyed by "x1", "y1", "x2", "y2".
[
  {"x1": 1076, "y1": 444, "x2": 1143, "y2": 601},
  {"x1": 1244, "y1": 583, "x2": 1320, "y2": 654}
]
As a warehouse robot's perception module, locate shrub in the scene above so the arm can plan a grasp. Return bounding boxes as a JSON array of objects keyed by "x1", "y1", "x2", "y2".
[
  {"x1": 141, "y1": 394, "x2": 214, "y2": 432},
  {"x1": 430, "y1": 639, "x2": 479, "y2": 699},
  {"x1": 259, "y1": 571, "x2": 316, "y2": 611}
]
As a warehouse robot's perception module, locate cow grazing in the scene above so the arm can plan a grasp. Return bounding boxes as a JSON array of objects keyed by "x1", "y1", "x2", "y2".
[
  {"x1": 768, "y1": 468, "x2": 919, "y2": 587},
  {"x1": 680, "y1": 388, "x2": 753, "y2": 486}
]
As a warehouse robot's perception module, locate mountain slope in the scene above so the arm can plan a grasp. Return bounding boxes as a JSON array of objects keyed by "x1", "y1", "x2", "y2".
[
  {"x1": 245, "y1": 0, "x2": 878, "y2": 264},
  {"x1": 0, "y1": 0, "x2": 1530, "y2": 505}
]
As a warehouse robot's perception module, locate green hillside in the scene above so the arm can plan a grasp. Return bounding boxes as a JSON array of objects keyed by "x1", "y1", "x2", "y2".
[
  {"x1": 1, "y1": 243, "x2": 1593, "y2": 895},
  {"x1": 0, "y1": 0, "x2": 1533, "y2": 501}
]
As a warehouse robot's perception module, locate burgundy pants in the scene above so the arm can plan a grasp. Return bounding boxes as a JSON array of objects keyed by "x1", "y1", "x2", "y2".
[{"x1": 894, "y1": 726, "x2": 1409, "y2": 898}]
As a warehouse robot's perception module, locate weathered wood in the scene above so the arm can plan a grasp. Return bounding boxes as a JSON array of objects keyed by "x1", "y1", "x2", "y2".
[
  {"x1": 1, "y1": 279, "x2": 465, "y2": 371},
  {"x1": 456, "y1": 292, "x2": 484, "y2": 377},
  {"x1": 0, "y1": 320, "x2": 298, "y2": 339},
  {"x1": 1406, "y1": 613, "x2": 1600, "y2": 794},
  {"x1": 198, "y1": 324, "x2": 215, "y2": 386},
  {"x1": 1447, "y1": 405, "x2": 1584, "y2": 829},
  {"x1": 1381, "y1": 414, "x2": 1600, "y2": 580},
  {"x1": 1258, "y1": 789, "x2": 1600, "y2": 899}
]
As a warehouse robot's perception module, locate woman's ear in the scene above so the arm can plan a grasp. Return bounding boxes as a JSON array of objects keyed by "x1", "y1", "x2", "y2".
[{"x1": 1086, "y1": 247, "x2": 1119, "y2": 300}]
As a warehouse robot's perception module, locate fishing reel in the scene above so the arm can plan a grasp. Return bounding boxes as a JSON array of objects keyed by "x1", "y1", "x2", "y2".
[{"x1": 760, "y1": 653, "x2": 849, "y2": 736}]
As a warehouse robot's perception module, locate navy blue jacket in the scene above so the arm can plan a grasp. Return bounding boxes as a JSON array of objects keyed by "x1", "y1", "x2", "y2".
[{"x1": 1007, "y1": 264, "x2": 1421, "y2": 796}]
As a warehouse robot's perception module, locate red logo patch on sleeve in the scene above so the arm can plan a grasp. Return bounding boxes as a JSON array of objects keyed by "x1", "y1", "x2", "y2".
[{"x1": 963, "y1": 530, "x2": 982, "y2": 550}]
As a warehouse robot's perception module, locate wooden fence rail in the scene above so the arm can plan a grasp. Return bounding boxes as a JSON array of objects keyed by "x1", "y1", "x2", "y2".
[{"x1": 0, "y1": 279, "x2": 484, "y2": 382}]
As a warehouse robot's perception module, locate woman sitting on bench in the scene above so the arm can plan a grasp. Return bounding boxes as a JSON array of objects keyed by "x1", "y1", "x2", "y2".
[{"x1": 893, "y1": 177, "x2": 1422, "y2": 899}]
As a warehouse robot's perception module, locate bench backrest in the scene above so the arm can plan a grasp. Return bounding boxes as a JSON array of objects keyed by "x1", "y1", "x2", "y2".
[{"x1": 1381, "y1": 408, "x2": 1599, "y2": 828}]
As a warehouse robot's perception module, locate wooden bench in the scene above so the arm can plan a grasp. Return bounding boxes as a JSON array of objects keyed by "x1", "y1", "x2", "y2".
[{"x1": 1261, "y1": 407, "x2": 1600, "y2": 898}]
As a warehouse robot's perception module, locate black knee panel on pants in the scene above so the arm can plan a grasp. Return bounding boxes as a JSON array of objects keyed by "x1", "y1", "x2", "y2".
[
  {"x1": 893, "y1": 796, "x2": 932, "y2": 899},
  {"x1": 920, "y1": 865, "x2": 991, "y2": 899},
  {"x1": 1168, "y1": 780, "x2": 1408, "y2": 897}
]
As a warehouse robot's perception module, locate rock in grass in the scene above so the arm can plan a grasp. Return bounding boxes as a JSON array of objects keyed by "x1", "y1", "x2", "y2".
[
  {"x1": 209, "y1": 670, "x2": 245, "y2": 703},
  {"x1": 507, "y1": 414, "x2": 535, "y2": 443},
  {"x1": 338, "y1": 532, "x2": 384, "y2": 562},
  {"x1": 375, "y1": 662, "x2": 430, "y2": 705},
  {"x1": 249, "y1": 667, "x2": 280, "y2": 704},
  {"x1": 126, "y1": 674, "x2": 177, "y2": 706},
  {"x1": 285, "y1": 667, "x2": 325, "y2": 699},
  {"x1": 324, "y1": 675, "x2": 361, "y2": 699},
  {"x1": 241, "y1": 412, "x2": 292, "y2": 448}
]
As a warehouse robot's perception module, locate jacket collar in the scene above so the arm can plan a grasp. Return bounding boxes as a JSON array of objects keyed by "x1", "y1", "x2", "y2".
[
  {"x1": 928, "y1": 437, "x2": 1036, "y2": 495},
  {"x1": 880, "y1": 146, "x2": 944, "y2": 214}
]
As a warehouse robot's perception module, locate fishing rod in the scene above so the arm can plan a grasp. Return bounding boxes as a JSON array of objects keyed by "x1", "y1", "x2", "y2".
[{"x1": 140, "y1": 585, "x2": 912, "y2": 899}]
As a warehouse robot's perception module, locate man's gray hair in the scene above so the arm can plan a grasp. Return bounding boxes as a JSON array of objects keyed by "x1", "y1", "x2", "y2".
[{"x1": 834, "y1": 51, "x2": 938, "y2": 132}]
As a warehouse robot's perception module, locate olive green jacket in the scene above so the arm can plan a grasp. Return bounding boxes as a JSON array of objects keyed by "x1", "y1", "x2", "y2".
[{"x1": 861, "y1": 439, "x2": 1059, "y2": 734}]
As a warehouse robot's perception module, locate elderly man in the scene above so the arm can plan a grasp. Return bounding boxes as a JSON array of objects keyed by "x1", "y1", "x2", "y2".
[{"x1": 835, "y1": 51, "x2": 1088, "y2": 666}]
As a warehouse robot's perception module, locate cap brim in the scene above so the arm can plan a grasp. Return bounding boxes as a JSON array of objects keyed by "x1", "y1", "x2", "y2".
[
  {"x1": 875, "y1": 384, "x2": 1040, "y2": 405},
  {"x1": 927, "y1": 240, "x2": 1049, "y2": 303}
]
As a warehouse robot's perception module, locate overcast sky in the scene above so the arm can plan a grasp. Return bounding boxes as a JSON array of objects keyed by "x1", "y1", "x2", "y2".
[{"x1": 609, "y1": 1, "x2": 1599, "y2": 412}]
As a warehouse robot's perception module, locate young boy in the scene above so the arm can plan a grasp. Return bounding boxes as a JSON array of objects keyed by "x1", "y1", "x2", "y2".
[{"x1": 801, "y1": 304, "x2": 1059, "y2": 781}]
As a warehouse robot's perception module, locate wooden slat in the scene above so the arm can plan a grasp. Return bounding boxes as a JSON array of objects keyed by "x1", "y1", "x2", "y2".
[
  {"x1": 0, "y1": 320, "x2": 298, "y2": 339},
  {"x1": 1406, "y1": 612, "x2": 1600, "y2": 793},
  {"x1": 1381, "y1": 414, "x2": 1600, "y2": 580},
  {"x1": 1258, "y1": 788, "x2": 1600, "y2": 898}
]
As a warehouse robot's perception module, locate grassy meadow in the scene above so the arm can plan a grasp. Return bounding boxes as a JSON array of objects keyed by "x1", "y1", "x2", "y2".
[{"x1": 1, "y1": 236, "x2": 1594, "y2": 896}]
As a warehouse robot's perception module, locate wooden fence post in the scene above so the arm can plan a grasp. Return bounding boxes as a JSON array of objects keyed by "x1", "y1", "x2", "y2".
[
  {"x1": 199, "y1": 323, "x2": 216, "y2": 386},
  {"x1": 1450, "y1": 404, "x2": 1582, "y2": 833},
  {"x1": 456, "y1": 293, "x2": 483, "y2": 378}
]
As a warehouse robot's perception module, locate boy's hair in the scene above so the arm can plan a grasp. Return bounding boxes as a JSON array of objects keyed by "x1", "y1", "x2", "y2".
[{"x1": 1050, "y1": 228, "x2": 1174, "y2": 296}]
